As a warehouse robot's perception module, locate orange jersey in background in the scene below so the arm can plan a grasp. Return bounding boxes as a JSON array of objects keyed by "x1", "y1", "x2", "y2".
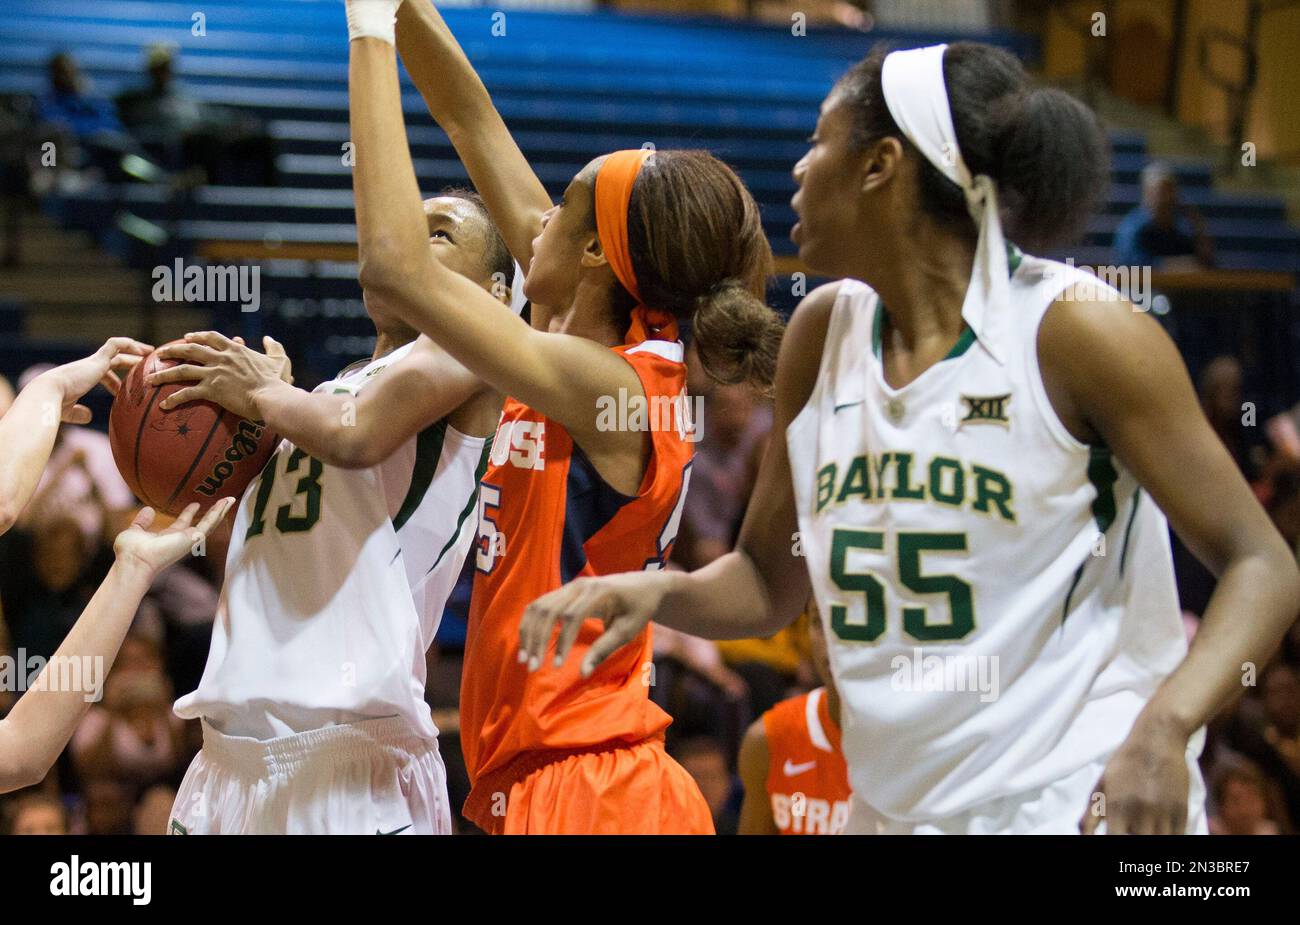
[
  {"x1": 460, "y1": 340, "x2": 707, "y2": 833},
  {"x1": 763, "y1": 687, "x2": 852, "y2": 835}
]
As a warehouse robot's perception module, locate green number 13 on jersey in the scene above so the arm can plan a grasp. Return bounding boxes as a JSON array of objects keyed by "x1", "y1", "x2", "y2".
[
  {"x1": 828, "y1": 528, "x2": 974, "y2": 643},
  {"x1": 245, "y1": 447, "x2": 325, "y2": 540}
]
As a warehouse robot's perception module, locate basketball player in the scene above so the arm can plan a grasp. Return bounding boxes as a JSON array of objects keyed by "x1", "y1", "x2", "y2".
[
  {"x1": 522, "y1": 43, "x2": 1300, "y2": 834},
  {"x1": 144, "y1": 188, "x2": 515, "y2": 830},
  {"x1": 341, "y1": 0, "x2": 783, "y2": 832},
  {"x1": 738, "y1": 600, "x2": 852, "y2": 835}
]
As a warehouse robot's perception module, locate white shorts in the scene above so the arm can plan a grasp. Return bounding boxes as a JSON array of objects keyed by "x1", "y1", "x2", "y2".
[
  {"x1": 169, "y1": 716, "x2": 452, "y2": 835},
  {"x1": 847, "y1": 751, "x2": 1208, "y2": 835}
]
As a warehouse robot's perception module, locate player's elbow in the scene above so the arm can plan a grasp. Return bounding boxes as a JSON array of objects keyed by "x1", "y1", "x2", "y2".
[
  {"x1": 357, "y1": 245, "x2": 403, "y2": 300},
  {"x1": 328, "y1": 428, "x2": 388, "y2": 470},
  {"x1": 0, "y1": 735, "x2": 48, "y2": 794},
  {"x1": 0, "y1": 499, "x2": 17, "y2": 538}
]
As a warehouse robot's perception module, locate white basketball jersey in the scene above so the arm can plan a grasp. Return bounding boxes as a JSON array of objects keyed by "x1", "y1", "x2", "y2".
[
  {"x1": 787, "y1": 256, "x2": 1198, "y2": 822},
  {"x1": 175, "y1": 341, "x2": 491, "y2": 740}
]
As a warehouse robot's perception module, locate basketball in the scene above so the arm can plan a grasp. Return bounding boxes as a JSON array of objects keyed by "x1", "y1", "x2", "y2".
[{"x1": 107, "y1": 340, "x2": 278, "y2": 516}]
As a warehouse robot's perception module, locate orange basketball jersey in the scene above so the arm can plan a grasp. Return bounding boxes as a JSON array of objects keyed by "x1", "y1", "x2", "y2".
[
  {"x1": 461, "y1": 339, "x2": 696, "y2": 830},
  {"x1": 763, "y1": 687, "x2": 853, "y2": 835}
]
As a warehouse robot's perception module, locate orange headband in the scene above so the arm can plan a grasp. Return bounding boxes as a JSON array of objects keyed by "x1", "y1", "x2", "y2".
[{"x1": 594, "y1": 149, "x2": 678, "y2": 344}]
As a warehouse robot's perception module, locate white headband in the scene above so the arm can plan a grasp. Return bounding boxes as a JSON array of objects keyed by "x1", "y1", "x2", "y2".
[{"x1": 881, "y1": 44, "x2": 1009, "y2": 363}]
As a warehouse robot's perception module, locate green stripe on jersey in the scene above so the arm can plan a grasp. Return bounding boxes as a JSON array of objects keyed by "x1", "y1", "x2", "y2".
[
  {"x1": 393, "y1": 420, "x2": 447, "y2": 532},
  {"x1": 426, "y1": 432, "x2": 494, "y2": 576},
  {"x1": 1086, "y1": 445, "x2": 1119, "y2": 534}
]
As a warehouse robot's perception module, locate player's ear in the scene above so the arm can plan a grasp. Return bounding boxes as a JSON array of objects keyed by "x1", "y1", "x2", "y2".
[
  {"x1": 580, "y1": 233, "x2": 607, "y2": 270},
  {"x1": 862, "y1": 136, "x2": 903, "y2": 195}
]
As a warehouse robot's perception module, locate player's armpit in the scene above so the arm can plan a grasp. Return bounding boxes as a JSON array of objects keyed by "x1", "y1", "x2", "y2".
[{"x1": 737, "y1": 719, "x2": 779, "y2": 835}]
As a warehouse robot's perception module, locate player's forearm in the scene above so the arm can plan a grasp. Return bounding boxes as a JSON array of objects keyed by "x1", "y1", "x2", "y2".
[
  {"x1": 395, "y1": 1, "x2": 549, "y2": 268},
  {"x1": 395, "y1": 1, "x2": 494, "y2": 136},
  {"x1": 348, "y1": 35, "x2": 559, "y2": 413},
  {"x1": 350, "y1": 38, "x2": 437, "y2": 305},
  {"x1": 1138, "y1": 543, "x2": 1300, "y2": 740},
  {"x1": 250, "y1": 379, "x2": 366, "y2": 469},
  {"x1": 655, "y1": 551, "x2": 784, "y2": 640},
  {"x1": 0, "y1": 376, "x2": 63, "y2": 533},
  {"x1": 0, "y1": 559, "x2": 152, "y2": 792}
]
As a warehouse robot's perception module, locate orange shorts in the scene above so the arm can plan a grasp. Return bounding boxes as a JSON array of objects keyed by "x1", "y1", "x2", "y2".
[{"x1": 468, "y1": 738, "x2": 715, "y2": 835}]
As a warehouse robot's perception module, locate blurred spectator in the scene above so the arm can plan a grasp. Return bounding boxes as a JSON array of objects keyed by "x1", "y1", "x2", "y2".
[
  {"x1": 133, "y1": 784, "x2": 177, "y2": 835},
  {"x1": 1172, "y1": 355, "x2": 1264, "y2": 615},
  {"x1": 6, "y1": 790, "x2": 69, "y2": 835},
  {"x1": 1199, "y1": 356, "x2": 1260, "y2": 479},
  {"x1": 144, "y1": 563, "x2": 220, "y2": 696},
  {"x1": 672, "y1": 736, "x2": 738, "y2": 835},
  {"x1": 116, "y1": 44, "x2": 276, "y2": 186},
  {"x1": 1209, "y1": 759, "x2": 1285, "y2": 835},
  {"x1": 675, "y1": 383, "x2": 770, "y2": 569},
  {"x1": 80, "y1": 779, "x2": 134, "y2": 835},
  {"x1": 716, "y1": 610, "x2": 811, "y2": 718},
  {"x1": 652, "y1": 615, "x2": 749, "y2": 756},
  {"x1": 70, "y1": 647, "x2": 187, "y2": 791},
  {"x1": 1220, "y1": 663, "x2": 1300, "y2": 829},
  {"x1": 0, "y1": 515, "x2": 100, "y2": 661},
  {"x1": 1113, "y1": 162, "x2": 1214, "y2": 271},
  {"x1": 33, "y1": 53, "x2": 138, "y2": 188}
]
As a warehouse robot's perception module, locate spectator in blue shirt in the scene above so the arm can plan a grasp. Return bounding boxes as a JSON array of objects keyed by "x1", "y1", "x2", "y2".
[
  {"x1": 34, "y1": 53, "x2": 137, "y2": 181},
  {"x1": 36, "y1": 53, "x2": 123, "y2": 141},
  {"x1": 1113, "y1": 161, "x2": 1215, "y2": 270}
]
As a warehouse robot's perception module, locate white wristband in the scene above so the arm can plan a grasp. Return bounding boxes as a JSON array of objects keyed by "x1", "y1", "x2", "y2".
[{"x1": 346, "y1": 0, "x2": 402, "y2": 45}]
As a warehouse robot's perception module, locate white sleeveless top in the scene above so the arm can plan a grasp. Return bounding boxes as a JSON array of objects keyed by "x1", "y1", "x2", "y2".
[
  {"x1": 786, "y1": 254, "x2": 1198, "y2": 821},
  {"x1": 176, "y1": 342, "x2": 490, "y2": 740}
]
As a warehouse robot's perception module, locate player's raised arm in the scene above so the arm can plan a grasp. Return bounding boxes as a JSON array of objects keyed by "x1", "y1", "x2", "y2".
[
  {"x1": 0, "y1": 337, "x2": 150, "y2": 534},
  {"x1": 518, "y1": 283, "x2": 836, "y2": 675},
  {"x1": 345, "y1": 3, "x2": 644, "y2": 449},
  {"x1": 394, "y1": 0, "x2": 552, "y2": 271},
  {"x1": 0, "y1": 498, "x2": 233, "y2": 793},
  {"x1": 1039, "y1": 290, "x2": 1300, "y2": 834}
]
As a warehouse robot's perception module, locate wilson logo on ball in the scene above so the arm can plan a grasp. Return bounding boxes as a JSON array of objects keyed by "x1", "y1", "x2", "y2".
[{"x1": 195, "y1": 420, "x2": 271, "y2": 498}]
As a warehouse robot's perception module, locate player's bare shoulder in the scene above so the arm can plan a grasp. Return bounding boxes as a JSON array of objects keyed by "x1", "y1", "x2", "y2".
[{"x1": 776, "y1": 280, "x2": 846, "y2": 420}]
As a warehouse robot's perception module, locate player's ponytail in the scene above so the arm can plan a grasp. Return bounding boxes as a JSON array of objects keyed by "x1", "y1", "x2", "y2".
[
  {"x1": 984, "y1": 84, "x2": 1109, "y2": 251},
  {"x1": 692, "y1": 279, "x2": 784, "y2": 393},
  {"x1": 618, "y1": 149, "x2": 784, "y2": 391},
  {"x1": 835, "y1": 42, "x2": 1109, "y2": 251}
]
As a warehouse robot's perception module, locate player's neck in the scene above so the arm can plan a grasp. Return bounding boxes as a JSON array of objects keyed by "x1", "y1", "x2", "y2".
[
  {"x1": 372, "y1": 327, "x2": 418, "y2": 360},
  {"x1": 868, "y1": 226, "x2": 973, "y2": 348},
  {"x1": 553, "y1": 280, "x2": 623, "y2": 347}
]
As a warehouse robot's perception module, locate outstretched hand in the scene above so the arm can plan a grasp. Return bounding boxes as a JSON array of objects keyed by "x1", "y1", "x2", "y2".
[
  {"x1": 518, "y1": 572, "x2": 670, "y2": 678},
  {"x1": 112, "y1": 497, "x2": 236, "y2": 578},
  {"x1": 42, "y1": 336, "x2": 154, "y2": 424}
]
